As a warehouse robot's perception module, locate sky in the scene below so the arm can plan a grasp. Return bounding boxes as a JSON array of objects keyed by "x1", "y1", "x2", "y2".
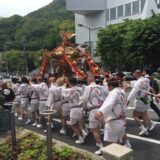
[{"x1": 0, "y1": 0, "x2": 53, "y2": 17}]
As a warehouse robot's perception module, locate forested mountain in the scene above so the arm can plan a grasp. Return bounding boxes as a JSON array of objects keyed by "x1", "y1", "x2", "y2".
[
  {"x1": 0, "y1": 15, "x2": 22, "y2": 51},
  {"x1": 0, "y1": 0, "x2": 74, "y2": 51}
]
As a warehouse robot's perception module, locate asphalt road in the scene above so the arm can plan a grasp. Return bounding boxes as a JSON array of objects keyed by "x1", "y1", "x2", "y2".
[{"x1": 16, "y1": 108, "x2": 160, "y2": 160}]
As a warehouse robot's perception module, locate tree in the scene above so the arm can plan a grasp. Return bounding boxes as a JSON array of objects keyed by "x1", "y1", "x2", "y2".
[
  {"x1": 97, "y1": 14, "x2": 160, "y2": 72},
  {"x1": 0, "y1": 0, "x2": 74, "y2": 51},
  {"x1": 1, "y1": 49, "x2": 44, "y2": 74}
]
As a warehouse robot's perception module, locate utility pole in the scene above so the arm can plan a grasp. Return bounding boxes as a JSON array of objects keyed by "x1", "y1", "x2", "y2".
[
  {"x1": 78, "y1": 23, "x2": 102, "y2": 56},
  {"x1": 21, "y1": 36, "x2": 28, "y2": 76}
]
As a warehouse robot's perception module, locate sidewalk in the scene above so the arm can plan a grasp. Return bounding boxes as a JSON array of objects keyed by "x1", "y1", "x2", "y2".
[{"x1": 0, "y1": 131, "x2": 11, "y2": 144}]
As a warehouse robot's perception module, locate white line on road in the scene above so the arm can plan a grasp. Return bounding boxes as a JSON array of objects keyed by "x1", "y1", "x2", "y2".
[
  {"x1": 127, "y1": 107, "x2": 155, "y2": 112},
  {"x1": 53, "y1": 118, "x2": 160, "y2": 145},
  {"x1": 126, "y1": 117, "x2": 160, "y2": 125},
  {"x1": 127, "y1": 134, "x2": 160, "y2": 145}
]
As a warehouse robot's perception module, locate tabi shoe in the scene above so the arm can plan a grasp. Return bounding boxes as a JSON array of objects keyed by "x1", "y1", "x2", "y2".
[
  {"x1": 75, "y1": 137, "x2": 84, "y2": 144},
  {"x1": 51, "y1": 123, "x2": 54, "y2": 129},
  {"x1": 37, "y1": 124, "x2": 43, "y2": 128},
  {"x1": 149, "y1": 121, "x2": 157, "y2": 131},
  {"x1": 14, "y1": 113, "x2": 18, "y2": 118},
  {"x1": 18, "y1": 116, "x2": 23, "y2": 121},
  {"x1": 96, "y1": 143, "x2": 103, "y2": 148},
  {"x1": 82, "y1": 130, "x2": 88, "y2": 139},
  {"x1": 72, "y1": 133, "x2": 76, "y2": 138},
  {"x1": 32, "y1": 122, "x2": 38, "y2": 126},
  {"x1": 60, "y1": 128, "x2": 67, "y2": 135},
  {"x1": 25, "y1": 119, "x2": 31, "y2": 125},
  {"x1": 100, "y1": 128, "x2": 104, "y2": 135},
  {"x1": 123, "y1": 140, "x2": 132, "y2": 149},
  {"x1": 138, "y1": 127, "x2": 148, "y2": 136},
  {"x1": 96, "y1": 143, "x2": 100, "y2": 148},
  {"x1": 85, "y1": 128, "x2": 89, "y2": 134},
  {"x1": 95, "y1": 149, "x2": 102, "y2": 155}
]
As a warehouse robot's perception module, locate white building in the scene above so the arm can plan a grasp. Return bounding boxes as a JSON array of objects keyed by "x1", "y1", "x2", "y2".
[{"x1": 66, "y1": 0, "x2": 160, "y2": 61}]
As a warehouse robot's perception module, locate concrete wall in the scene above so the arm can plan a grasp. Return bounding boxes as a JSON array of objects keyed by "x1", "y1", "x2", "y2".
[
  {"x1": 142, "y1": 0, "x2": 159, "y2": 18},
  {"x1": 75, "y1": 11, "x2": 106, "y2": 59},
  {"x1": 67, "y1": 0, "x2": 160, "y2": 61},
  {"x1": 75, "y1": 12, "x2": 106, "y2": 43},
  {"x1": 66, "y1": 0, "x2": 105, "y2": 15}
]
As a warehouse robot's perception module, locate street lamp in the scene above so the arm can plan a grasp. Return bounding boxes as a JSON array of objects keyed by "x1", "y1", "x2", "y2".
[{"x1": 78, "y1": 23, "x2": 102, "y2": 55}]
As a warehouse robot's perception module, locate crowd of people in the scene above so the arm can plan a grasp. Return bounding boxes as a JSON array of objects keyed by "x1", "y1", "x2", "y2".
[{"x1": 0, "y1": 67, "x2": 160, "y2": 155}]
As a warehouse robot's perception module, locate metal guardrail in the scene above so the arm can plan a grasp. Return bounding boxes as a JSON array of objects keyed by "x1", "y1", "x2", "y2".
[{"x1": 4, "y1": 102, "x2": 18, "y2": 156}]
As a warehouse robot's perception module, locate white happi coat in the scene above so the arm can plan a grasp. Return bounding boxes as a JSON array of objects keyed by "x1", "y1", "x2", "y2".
[
  {"x1": 18, "y1": 83, "x2": 32, "y2": 107},
  {"x1": 99, "y1": 87, "x2": 127, "y2": 123},
  {"x1": 46, "y1": 85, "x2": 62, "y2": 111},
  {"x1": 30, "y1": 85, "x2": 39, "y2": 111},
  {"x1": 12, "y1": 83, "x2": 21, "y2": 104},
  {"x1": 32, "y1": 82, "x2": 48, "y2": 112},
  {"x1": 30, "y1": 86, "x2": 39, "y2": 101},
  {"x1": 38, "y1": 82, "x2": 48, "y2": 101},
  {"x1": 60, "y1": 86, "x2": 71, "y2": 116},
  {"x1": 79, "y1": 82, "x2": 109, "y2": 122},
  {"x1": 98, "y1": 87, "x2": 127, "y2": 141},
  {"x1": 127, "y1": 76, "x2": 150, "y2": 112},
  {"x1": 62, "y1": 86, "x2": 83, "y2": 119}
]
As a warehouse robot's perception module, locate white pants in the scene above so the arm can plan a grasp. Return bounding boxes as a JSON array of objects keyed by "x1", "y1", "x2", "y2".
[
  {"x1": 104, "y1": 120, "x2": 126, "y2": 142},
  {"x1": 134, "y1": 99, "x2": 150, "y2": 112},
  {"x1": 70, "y1": 107, "x2": 84, "y2": 125},
  {"x1": 30, "y1": 100, "x2": 39, "y2": 112},
  {"x1": 39, "y1": 101, "x2": 47, "y2": 112},
  {"x1": 21, "y1": 99, "x2": 29, "y2": 108},
  {"x1": 62, "y1": 103, "x2": 70, "y2": 116},
  {"x1": 51, "y1": 101, "x2": 62, "y2": 112}
]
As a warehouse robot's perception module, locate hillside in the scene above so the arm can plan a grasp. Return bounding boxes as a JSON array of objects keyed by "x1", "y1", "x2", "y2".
[{"x1": 0, "y1": 0, "x2": 74, "y2": 51}]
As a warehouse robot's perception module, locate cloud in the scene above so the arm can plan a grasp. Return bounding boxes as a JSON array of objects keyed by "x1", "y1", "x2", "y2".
[{"x1": 0, "y1": 0, "x2": 53, "y2": 17}]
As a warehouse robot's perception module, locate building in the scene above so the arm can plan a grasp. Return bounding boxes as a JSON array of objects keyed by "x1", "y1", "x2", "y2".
[{"x1": 66, "y1": 0, "x2": 160, "y2": 61}]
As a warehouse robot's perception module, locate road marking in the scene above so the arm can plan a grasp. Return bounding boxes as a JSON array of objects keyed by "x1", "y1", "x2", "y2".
[
  {"x1": 53, "y1": 118, "x2": 160, "y2": 144},
  {"x1": 53, "y1": 117, "x2": 160, "y2": 126},
  {"x1": 126, "y1": 117, "x2": 160, "y2": 125},
  {"x1": 127, "y1": 107, "x2": 155, "y2": 112},
  {"x1": 127, "y1": 134, "x2": 160, "y2": 145},
  {"x1": 53, "y1": 118, "x2": 71, "y2": 125}
]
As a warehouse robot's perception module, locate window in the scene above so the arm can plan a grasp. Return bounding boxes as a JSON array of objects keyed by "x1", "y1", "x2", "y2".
[
  {"x1": 157, "y1": 0, "x2": 160, "y2": 9},
  {"x1": 125, "y1": 3, "x2": 131, "y2": 17},
  {"x1": 106, "y1": 9, "x2": 110, "y2": 21},
  {"x1": 117, "y1": 5, "x2": 123, "y2": 18},
  {"x1": 141, "y1": 0, "x2": 146, "y2": 12},
  {"x1": 156, "y1": 0, "x2": 160, "y2": 8},
  {"x1": 110, "y1": 7, "x2": 116, "y2": 20},
  {"x1": 133, "y1": 1, "x2": 140, "y2": 15}
]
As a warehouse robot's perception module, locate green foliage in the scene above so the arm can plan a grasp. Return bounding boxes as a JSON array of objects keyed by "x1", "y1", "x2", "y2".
[
  {"x1": 0, "y1": 49, "x2": 44, "y2": 74},
  {"x1": 0, "y1": 15, "x2": 22, "y2": 51},
  {"x1": 0, "y1": 133, "x2": 91, "y2": 160},
  {"x1": 0, "y1": 0, "x2": 74, "y2": 73},
  {"x1": 97, "y1": 14, "x2": 160, "y2": 72},
  {"x1": 0, "y1": 143, "x2": 12, "y2": 160},
  {"x1": 0, "y1": 0, "x2": 74, "y2": 51},
  {"x1": 53, "y1": 146, "x2": 74, "y2": 160},
  {"x1": 17, "y1": 134, "x2": 47, "y2": 160}
]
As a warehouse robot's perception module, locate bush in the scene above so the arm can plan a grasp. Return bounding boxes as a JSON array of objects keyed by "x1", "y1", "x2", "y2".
[
  {"x1": 0, "y1": 133, "x2": 91, "y2": 160},
  {"x1": 97, "y1": 14, "x2": 160, "y2": 72}
]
